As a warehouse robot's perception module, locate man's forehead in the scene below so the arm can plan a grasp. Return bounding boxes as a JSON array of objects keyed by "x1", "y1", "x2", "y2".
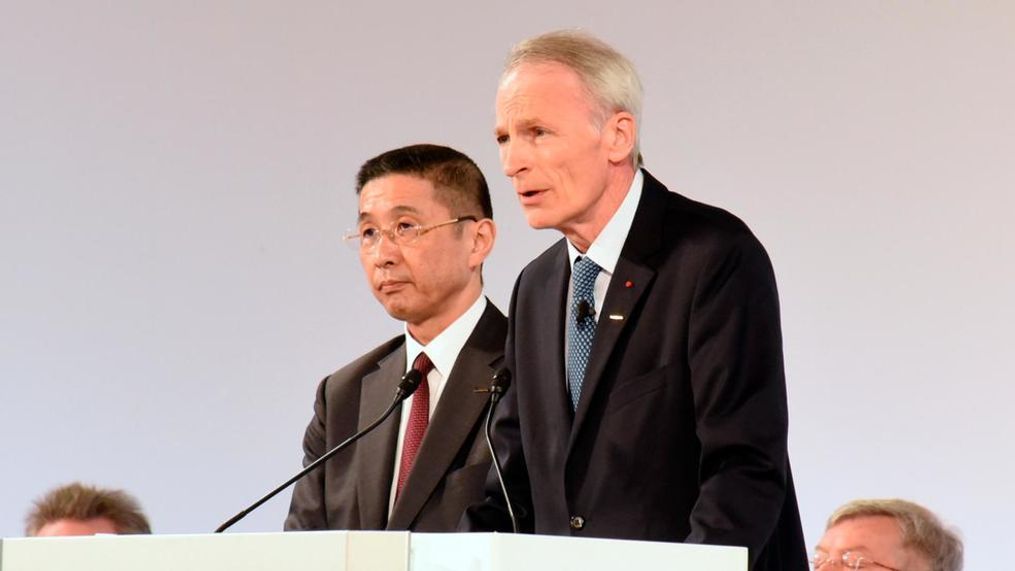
[
  {"x1": 497, "y1": 63, "x2": 597, "y2": 118},
  {"x1": 360, "y1": 175, "x2": 430, "y2": 201},
  {"x1": 357, "y1": 204, "x2": 425, "y2": 221},
  {"x1": 358, "y1": 175, "x2": 451, "y2": 218},
  {"x1": 818, "y1": 515, "x2": 903, "y2": 548},
  {"x1": 35, "y1": 516, "x2": 119, "y2": 536}
]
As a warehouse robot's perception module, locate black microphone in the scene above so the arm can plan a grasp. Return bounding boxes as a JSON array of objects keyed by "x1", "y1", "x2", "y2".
[
  {"x1": 488, "y1": 367, "x2": 511, "y2": 404},
  {"x1": 576, "y1": 299, "x2": 595, "y2": 322},
  {"x1": 214, "y1": 369, "x2": 424, "y2": 533},
  {"x1": 483, "y1": 367, "x2": 518, "y2": 533}
]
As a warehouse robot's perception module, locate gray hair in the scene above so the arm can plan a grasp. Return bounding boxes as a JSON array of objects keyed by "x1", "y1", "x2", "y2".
[
  {"x1": 505, "y1": 29, "x2": 644, "y2": 167},
  {"x1": 827, "y1": 498, "x2": 963, "y2": 571}
]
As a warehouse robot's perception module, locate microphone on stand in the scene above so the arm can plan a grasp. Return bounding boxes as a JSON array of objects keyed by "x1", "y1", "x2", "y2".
[
  {"x1": 214, "y1": 369, "x2": 424, "y2": 533},
  {"x1": 483, "y1": 367, "x2": 517, "y2": 533}
]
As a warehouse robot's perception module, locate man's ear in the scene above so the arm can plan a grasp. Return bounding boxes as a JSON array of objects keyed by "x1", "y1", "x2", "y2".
[
  {"x1": 468, "y1": 218, "x2": 496, "y2": 269},
  {"x1": 605, "y1": 111, "x2": 637, "y2": 165}
]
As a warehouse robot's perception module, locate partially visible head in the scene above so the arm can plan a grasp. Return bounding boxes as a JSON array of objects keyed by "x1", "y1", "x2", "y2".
[
  {"x1": 496, "y1": 30, "x2": 642, "y2": 246},
  {"x1": 353, "y1": 144, "x2": 496, "y2": 344},
  {"x1": 815, "y1": 499, "x2": 963, "y2": 571},
  {"x1": 25, "y1": 482, "x2": 151, "y2": 537}
]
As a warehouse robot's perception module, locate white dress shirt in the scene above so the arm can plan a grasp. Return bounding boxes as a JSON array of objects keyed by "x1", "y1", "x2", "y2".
[{"x1": 387, "y1": 293, "x2": 488, "y2": 512}]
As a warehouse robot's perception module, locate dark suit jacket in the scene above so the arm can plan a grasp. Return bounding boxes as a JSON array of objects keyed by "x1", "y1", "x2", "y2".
[
  {"x1": 286, "y1": 301, "x2": 506, "y2": 532},
  {"x1": 465, "y1": 172, "x2": 807, "y2": 570}
]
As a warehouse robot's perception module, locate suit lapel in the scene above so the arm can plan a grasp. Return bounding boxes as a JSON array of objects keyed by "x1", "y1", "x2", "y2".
[
  {"x1": 387, "y1": 305, "x2": 504, "y2": 529},
  {"x1": 355, "y1": 346, "x2": 406, "y2": 530},
  {"x1": 570, "y1": 171, "x2": 667, "y2": 444},
  {"x1": 569, "y1": 260, "x2": 655, "y2": 437},
  {"x1": 541, "y1": 245, "x2": 576, "y2": 431}
]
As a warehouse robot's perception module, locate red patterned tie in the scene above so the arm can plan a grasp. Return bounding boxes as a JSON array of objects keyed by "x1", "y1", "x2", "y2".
[{"x1": 396, "y1": 352, "x2": 433, "y2": 498}]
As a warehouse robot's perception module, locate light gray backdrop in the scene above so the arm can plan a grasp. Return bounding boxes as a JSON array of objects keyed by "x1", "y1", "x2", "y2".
[{"x1": 2, "y1": 2, "x2": 1012, "y2": 568}]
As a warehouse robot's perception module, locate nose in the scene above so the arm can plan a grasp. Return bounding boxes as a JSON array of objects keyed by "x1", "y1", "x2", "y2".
[
  {"x1": 500, "y1": 139, "x2": 528, "y2": 178},
  {"x1": 366, "y1": 231, "x2": 400, "y2": 267}
]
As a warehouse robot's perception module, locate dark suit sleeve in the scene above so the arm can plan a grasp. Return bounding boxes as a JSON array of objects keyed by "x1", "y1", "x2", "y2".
[
  {"x1": 284, "y1": 376, "x2": 331, "y2": 530},
  {"x1": 461, "y1": 276, "x2": 535, "y2": 533},
  {"x1": 684, "y1": 229, "x2": 790, "y2": 563}
]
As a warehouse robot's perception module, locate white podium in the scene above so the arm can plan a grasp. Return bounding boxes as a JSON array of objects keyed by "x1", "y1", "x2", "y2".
[
  {"x1": 0, "y1": 532, "x2": 407, "y2": 571},
  {"x1": 411, "y1": 533, "x2": 747, "y2": 571},
  {"x1": 0, "y1": 531, "x2": 747, "y2": 571}
]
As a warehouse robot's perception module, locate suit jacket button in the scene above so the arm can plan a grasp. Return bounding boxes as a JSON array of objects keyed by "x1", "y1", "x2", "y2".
[{"x1": 569, "y1": 515, "x2": 585, "y2": 530}]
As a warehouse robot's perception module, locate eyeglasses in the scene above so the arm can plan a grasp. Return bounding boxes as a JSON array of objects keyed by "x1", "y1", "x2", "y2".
[
  {"x1": 343, "y1": 216, "x2": 478, "y2": 251},
  {"x1": 810, "y1": 551, "x2": 902, "y2": 570}
]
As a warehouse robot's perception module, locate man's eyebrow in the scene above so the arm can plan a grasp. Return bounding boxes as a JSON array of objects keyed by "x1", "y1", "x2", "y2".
[
  {"x1": 390, "y1": 205, "x2": 423, "y2": 215},
  {"x1": 814, "y1": 543, "x2": 871, "y2": 552},
  {"x1": 513, "y1": 117, "x2": 539, "y2": 131},
  {"x1": 495, "y1": 117, "x2": 539, "y2": 135}
]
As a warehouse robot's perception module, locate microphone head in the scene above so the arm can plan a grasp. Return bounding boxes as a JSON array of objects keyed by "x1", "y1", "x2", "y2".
[
  {"x1": 395, "y1": 369, "x2": 424, "y2": 401},
  {"x1": 491, "y1": 367, "x2": 512, "y2": 393}
]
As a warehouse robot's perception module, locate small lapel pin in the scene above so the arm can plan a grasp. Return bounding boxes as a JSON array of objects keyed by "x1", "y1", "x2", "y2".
[
  {"x1": 624, "y1": 280, "x2": 634, "y2": 288},
  {"x1": 608, "y1": 314, "x2": 624, "y2": 321}
]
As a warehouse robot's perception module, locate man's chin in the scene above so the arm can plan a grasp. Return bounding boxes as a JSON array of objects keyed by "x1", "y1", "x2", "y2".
[
  {"x1": 521, "y1": 209, "x2": 557, "y2": 230},
  {"x1": 382, "y1": 304, "x2": 410, "y2": 321},
  {"x1": 379, "y1": 298, "x2": 418, "y2": 323}
]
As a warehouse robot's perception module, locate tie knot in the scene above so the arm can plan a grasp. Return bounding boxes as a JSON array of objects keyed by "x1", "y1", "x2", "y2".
[
  {"x1": 412, "y1": 352, "x2": 434, "y2": 376},
  {"x1": 572, "y1": 256, "x2": 602, "y2": 292}
]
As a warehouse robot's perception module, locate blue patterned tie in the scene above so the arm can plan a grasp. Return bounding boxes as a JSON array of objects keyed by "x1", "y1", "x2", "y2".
[{"x1": 567, "y1": 256, "x2": 602, "y2": 411}]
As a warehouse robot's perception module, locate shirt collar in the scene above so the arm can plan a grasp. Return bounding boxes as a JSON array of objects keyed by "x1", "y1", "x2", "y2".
[
  {"x1": 566, "y1": 169, "x2": 644, "y2": 273},
  {"x1": 404, "y1": 294, "x2": 487, "y2": 378}
]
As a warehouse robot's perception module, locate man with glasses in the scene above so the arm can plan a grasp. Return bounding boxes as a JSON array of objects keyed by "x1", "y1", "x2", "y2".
[
  {"x1": 812, "y1": 498, "x2": 963, "y2": 570},
  {"x1": 285, "y1": 144, "x2": 505, "y2": 531}
]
